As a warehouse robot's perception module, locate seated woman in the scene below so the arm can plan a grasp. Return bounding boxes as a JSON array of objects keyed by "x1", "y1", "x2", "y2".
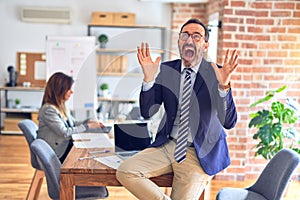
[{"x1": 37, "y1": 72, "x2": 104, "y2": 163}]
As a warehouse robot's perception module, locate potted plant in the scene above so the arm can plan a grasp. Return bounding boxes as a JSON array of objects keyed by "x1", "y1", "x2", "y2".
[
  {"x1": 248, "y1": 85, "x2": 300, "y2": 160},
  {"x1": 15, "y1": 98, "x2": 21, "y2": 109},
  {"x1": 100, "y1": 83, "x2": 110, "y2": 97},
  {"x1": 98, "y1": 34, "x2": 108, "y2": 48}
]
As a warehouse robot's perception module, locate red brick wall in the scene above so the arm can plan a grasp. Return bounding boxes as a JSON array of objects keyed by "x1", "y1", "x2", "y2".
[{"x1": 171, "y1": 0, "x2": 300, "y2": 181}]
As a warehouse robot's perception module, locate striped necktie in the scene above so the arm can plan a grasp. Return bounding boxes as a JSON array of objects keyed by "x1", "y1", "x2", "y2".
[{"x1": 174, "y1": 68, "x2": 193, "y2": 163}]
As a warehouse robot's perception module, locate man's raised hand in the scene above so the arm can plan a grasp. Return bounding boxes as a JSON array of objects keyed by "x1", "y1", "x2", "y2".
[
  {"x1": 211, "y1": 49, "x2": 238, "y2": 86},
  {"x1": 137, "y1": 42, "x2": 161, "y2": 82}
]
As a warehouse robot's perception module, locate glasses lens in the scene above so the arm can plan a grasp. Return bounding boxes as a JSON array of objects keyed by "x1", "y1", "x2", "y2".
[
  {"x1": 179, "y1": 32, "x2": 203, "y2": 41},
  {"x1": 192, "y1": 33, "x2": 202, "y2": 41},
  {"x1": 179, "y1": 32, "x2": 189, "y2": 40}
]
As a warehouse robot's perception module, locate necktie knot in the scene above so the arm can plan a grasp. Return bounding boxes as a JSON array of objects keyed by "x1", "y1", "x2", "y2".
[{"x1": 185, "y1": 68, "x2": 192, "y2": 76}]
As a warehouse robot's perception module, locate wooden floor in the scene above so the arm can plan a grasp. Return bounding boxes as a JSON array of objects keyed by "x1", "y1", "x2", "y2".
[{"x1": 0, "y1": 134, "x2": 299, "y2": 200}]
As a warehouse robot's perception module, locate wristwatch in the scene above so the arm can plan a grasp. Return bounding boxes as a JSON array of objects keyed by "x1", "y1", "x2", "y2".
[{"x1": 219, "y1": 82, "x2": 231, "y2": 90}]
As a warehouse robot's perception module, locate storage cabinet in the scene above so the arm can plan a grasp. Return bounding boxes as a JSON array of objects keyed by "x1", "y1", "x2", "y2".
[
  {"x1": 0, "y1": 86, "x2": 43, "y2": 134},
  {"x1": 96, "y1": 50, "x2": 128, "y2": 74},
  {"x1": 88, "y1": 24, "x2": 166, "y2": 77},
  {"x1": 88, "y1": 25, "x2": 166, "y2": 119},
  {"x1": 91, "y1": 12, "x2": 136, "y2": 26}
]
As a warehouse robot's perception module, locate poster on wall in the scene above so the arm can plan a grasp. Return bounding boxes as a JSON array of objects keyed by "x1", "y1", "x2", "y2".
[{"x1": 46, "y1": 36, "x2": 97, "y2": 120}]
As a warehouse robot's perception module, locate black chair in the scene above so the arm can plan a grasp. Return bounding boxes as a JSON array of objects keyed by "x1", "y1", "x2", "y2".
[
  {"x1": 18, "y1": 119, "x2": 44, "y2": 200},
  {"x1": 216, "y1": 148, "x2": 300, "y2": 200},
  {"x1": 31, "y1": 138, "x2": 109, "y2": 200}
]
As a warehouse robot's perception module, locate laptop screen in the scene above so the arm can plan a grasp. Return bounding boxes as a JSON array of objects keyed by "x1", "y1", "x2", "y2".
[{"x1": 114, "y1": 122, "x2": 152, "y2": 153}]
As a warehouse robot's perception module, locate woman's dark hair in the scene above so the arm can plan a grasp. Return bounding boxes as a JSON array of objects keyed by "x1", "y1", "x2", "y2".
[
  {"x1": 42, "y1": 72, "x2": 74, "y2": 115},
  {"x1": 180, "y1": 18, "x2": 209, "y2": 42}
]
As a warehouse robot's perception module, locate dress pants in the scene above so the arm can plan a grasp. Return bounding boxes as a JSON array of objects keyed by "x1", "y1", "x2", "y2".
[{"x1": 116, "y1": 140, "x2": 212, "y2": 200}]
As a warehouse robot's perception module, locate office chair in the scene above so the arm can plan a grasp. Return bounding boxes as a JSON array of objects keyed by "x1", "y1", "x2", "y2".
[
  {"x1": 30, "y1": 138, "x2": 109, "y2": 200},
  {"x1": 18, "y1": 119, "x2": 45, "y2": 200},
  {"x1": 216, "y1": 148, "x2": 300, "y2": 200}
]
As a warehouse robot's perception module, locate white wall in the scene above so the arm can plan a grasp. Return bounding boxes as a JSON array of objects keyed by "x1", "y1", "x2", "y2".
[
  {"x1": 0, "y1": 0, "x2": 172, "y2": 124},
  {"x1": 0, "y1": 0, "x2": 172, "y2": 84}
]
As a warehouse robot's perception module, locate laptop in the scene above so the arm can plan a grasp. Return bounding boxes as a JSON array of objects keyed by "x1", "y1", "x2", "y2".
[
  {"x1": 114, "y1": 122, "x2": 152, "y2": 159},
  {"x1": 87, "y1": 126, "x2": 112, "y2": 133}
]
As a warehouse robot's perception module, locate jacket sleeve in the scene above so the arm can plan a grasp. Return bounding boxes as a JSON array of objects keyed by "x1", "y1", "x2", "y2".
[
  {"x1": 139, "y1": 69, "x2": 163, "y2": 119},
  {"x1": 40, "y1": 106, "x2": 87, "y2": 138},
  {"x1": 219, "y1": 89, "x2": 237, "y2": 129},
  {"x1": 213, "y1": 83, "x2": 237, "y2": 130}
]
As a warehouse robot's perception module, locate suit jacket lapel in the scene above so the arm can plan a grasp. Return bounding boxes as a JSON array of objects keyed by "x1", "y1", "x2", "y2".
[
  {"x1": 171, "y1": 61, "x2": 182, "y2": 100},
  {"x1": 191, "y1": 59, "x2": 210, "y2": 104}
]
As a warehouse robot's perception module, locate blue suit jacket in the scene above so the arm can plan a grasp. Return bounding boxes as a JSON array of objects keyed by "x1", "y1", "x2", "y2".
[{"x1": 140, "y1": 59, "x2": 237, "y2": 176}]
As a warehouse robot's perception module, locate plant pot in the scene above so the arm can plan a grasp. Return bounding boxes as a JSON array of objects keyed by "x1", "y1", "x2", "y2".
[
  {"x1": 101, "y1": 89, "x2": 111, "y2": 98},
  {"x1": 100, "y1": 43, "x2": 107, "y2": 48}
]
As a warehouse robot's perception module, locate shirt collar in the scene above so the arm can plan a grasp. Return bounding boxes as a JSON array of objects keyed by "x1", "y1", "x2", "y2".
[{"x1": 181, "y1": 61, "x2": 200, "y2": 74}]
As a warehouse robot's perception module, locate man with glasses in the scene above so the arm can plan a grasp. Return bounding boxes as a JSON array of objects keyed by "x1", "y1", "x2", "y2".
[{"x1": 116, "y1": 18, "x2": 238, "y2": 200}]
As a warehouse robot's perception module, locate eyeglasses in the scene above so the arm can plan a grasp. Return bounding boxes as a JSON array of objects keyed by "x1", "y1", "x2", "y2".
[{"x1": 179, "y1": 32, "x2": 204, "y2": 42}]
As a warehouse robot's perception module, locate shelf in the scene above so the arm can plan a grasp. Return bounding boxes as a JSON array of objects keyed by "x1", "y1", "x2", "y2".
[
  {"x1": 88, "y1": 24, "x2": 165, "y2": 119},
  {"x1": 97, "y1": 72, "x2": 142, "y2": 77},
  {"x1": 1, "y1": 108, "x2": 39, "y2": 113},
  {"x1": 98, "y1": 97, "x2": 137, "y2": 103},
  {"x1": 88, "y1": 24, "x2": 166, "y2": 29},
  {"x1": 88, "y1": 24, "x2": 166, "y2": 35},
  {"x1": 95, "y1": 49, "x2": 163, "y2": 76},
  {"x1": 0, "y1": 86, "x2": 44, "y2": 91},
  {"x1": 90, "y1": 24, "x2": 166, "y2": 75},
  {"x1": 96, "y1": 48, "x2": 164, "y2": 55},
  {"x1": 0, "y1": 86, "x2": 43, "y2": 134}
]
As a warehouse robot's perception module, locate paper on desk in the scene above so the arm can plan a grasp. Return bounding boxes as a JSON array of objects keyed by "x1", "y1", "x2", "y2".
[
  {"x1": 72, "y1": 133, "x2": 108, "y2": 140},
  {"x1": 94, "y1": 155, "x2": 122, "y2": 169},
  {"x1": 72, "y1": 133, "x2": 114, "y2": 148}
]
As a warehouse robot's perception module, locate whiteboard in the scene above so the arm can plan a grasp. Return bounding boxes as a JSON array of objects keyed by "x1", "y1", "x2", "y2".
[{"x1": 46, "y1": 36, "x2": 98, "y2": 120}]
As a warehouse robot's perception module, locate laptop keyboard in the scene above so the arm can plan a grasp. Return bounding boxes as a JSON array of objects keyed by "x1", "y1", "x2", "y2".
[{"x1": 88, "y1": 126, "x2": 112, "y2": 133}]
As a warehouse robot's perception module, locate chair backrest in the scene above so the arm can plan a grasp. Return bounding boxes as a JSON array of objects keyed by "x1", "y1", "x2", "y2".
[
  {"x1": 18, "y1": 119, "x2": 41, "y2": 170},
  {"x1": 31, "y1": 139, "x2": 61, "y2": 200},
  {"x1": 249, "y1": 148, "x2": 300, "y2": 200}
]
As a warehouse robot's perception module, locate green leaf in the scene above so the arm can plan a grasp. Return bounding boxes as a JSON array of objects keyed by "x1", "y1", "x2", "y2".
[
  {"x1": 292, "y1": 148, "x2": 300, "y2": 154},
  {"x1": 276, "y1": 85, "x2": 287, "y2": 93},
  {"x1": 248, "y1": 110, "x2": 272, "y2": 128},
  {"x1": 100, "y1": 83, "x2": 109, "y2": 90},
  {"x1": 265, "y1": 85, "x2": 287, "y2": 96},
  {"x1": 281, "y1": 108, "x2": 297, "y2": 124},
  {"x1": 255, "y1": 144, "x2": 276, "y2": 160},
  {"x1": 257, "y1": 125, "x2": 273, "y2": 143},
  {"x1": 249, "y1": 85, "x2": 300, "y2": 160},
  {"x1": 250, "y1": 94, "x2": 273, "y2": 108},
  {"x1": 271, "y1": 123, "x2": 282, "y2": 138},
  {"x1": 271, "y1": 101, "x2": 284, "y2": 119},
  {"x1": 98, "y1": 34, "x2": 108, "y2": 43},
  {"x1": 249, "y1": 112, "x2": 259, "y2": 119},
  {"x1": 250, "y1": 85, "x2": 287, "y2": 108}
]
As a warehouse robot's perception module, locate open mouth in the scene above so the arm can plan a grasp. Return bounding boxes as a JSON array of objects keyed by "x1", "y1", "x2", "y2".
[{"x1": 183, "y1": 47, "x2": 195, "y2": 60}]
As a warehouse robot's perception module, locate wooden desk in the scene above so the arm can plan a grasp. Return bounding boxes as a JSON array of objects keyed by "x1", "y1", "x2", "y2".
[{"x1": 60, "y1": 146, "x2": 205, "y2": 200}]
